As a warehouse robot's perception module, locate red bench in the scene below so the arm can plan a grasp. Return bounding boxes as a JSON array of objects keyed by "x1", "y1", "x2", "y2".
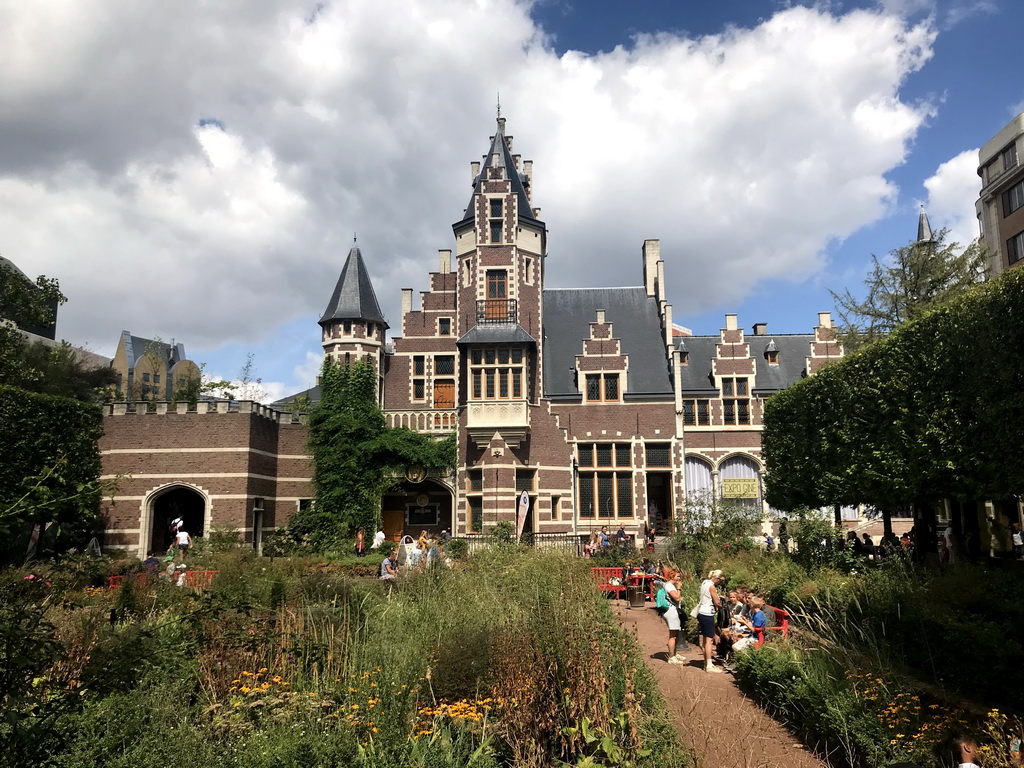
[
  {"x1": 590, "y1": 567, "x2": 626, "y2": 600},
  {"x1": 106, "y1": 573, "x2": 149, "y2": 590},
  {"x1": 106, "y1": 569, "x2": 219, "y2": 591},
  {"x1": 753, "y1": 605, "x2": 791, "y2": 648}
]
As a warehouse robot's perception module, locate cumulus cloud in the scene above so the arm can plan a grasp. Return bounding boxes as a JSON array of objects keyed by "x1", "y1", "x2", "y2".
[
  {"x1": 923, "y1": 149, "x2": 981, "y2": 248},
  {"x1": 0, "y1": 1, "x2": 938, "y2": 391}
]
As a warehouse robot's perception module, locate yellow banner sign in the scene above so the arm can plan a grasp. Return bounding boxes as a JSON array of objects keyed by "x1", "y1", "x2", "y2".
[{"x1": 721, "y1": 478, "x2": 759, "y2": 499}]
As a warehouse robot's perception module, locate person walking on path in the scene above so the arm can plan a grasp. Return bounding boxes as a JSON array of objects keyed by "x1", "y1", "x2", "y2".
[
  {"x1": 174, "y1": 529, "x2": 192, "y2": 561},
  {"x1": 656, "y1": 570, "x2": 687, "y2": 664},
  {"x1": 355, "y1": 528, "x2": 366, "y2": 557},
  {"x1": 370, "y1": 527, "x2": 386, "y2": 550},
  {"x1": 697, "y1": 569, "x2": 725, "y2": 673}
]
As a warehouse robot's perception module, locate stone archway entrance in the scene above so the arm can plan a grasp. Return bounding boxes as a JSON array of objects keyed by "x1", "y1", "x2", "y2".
[
  {"x1": 149, "y1": 486, "x2": 206, "y2": 554},
  {"x1": 380, "y1": 478, "x2": 454, "y2": 542}
]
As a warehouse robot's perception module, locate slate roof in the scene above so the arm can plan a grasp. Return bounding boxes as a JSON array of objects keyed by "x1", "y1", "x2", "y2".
[
  {"x1": 271, "y1": 384, "x2": 321, "y2": 409},
  {"x1": 457, "y1": 324, "x2": 536, "y2": 346},
  {"x1": 320, "y1": 246, "x2": 388, "y2": 327},
  {"x1": 543, "y1": 287, "x2": 672, "y2": 398},
  {"x1": 917, "y1": 208, "x2": 934, "y2": 244},
  {"x1": 121, "y1": 331, "x2": 186, "y2": 370},
  {"x1": 454, "y1": 120, "x2": 537, "y2": 228},
  {"x1": 676, "y1": 334, "x2": 812, "y2": 395}
]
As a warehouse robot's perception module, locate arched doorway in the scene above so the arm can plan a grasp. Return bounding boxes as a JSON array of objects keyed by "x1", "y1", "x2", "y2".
[
  {"x1": 149, "y1": 486, "x2": 206, "y2": 553},
  {"x1": 380, "y1": 478, "x2": 454, "y2": 542}
]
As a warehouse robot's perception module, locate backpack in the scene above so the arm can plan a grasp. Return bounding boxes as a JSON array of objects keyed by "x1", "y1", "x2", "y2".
[{"x1": 654, "y1": 587, "x2": 670, "y2": 615}]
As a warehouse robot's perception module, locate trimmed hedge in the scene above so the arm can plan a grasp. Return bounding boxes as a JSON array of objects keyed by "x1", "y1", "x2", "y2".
[
  {"x1": 764, "y1": 267, "x2": 1024, "y2": 509},
  {"x1": 0, "y1": 384, "x2": 104, "y2": 555}
]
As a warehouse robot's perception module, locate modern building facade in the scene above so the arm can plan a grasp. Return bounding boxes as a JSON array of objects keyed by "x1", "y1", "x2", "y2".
[
  {"x1": 976, "y1": 113, "x2": 1024, "y2": 276},
  {"x1": 100, "y1": 118, "x2": 844, "y2": 555}
]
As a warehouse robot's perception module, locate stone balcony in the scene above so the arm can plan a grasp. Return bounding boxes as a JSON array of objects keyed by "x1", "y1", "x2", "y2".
[
  {"x1": 386, "y1": 409, "x2": 457, "y2": 434},
  {"x1": 465, "y1": 399, "x2": 529, "y2": 447}
]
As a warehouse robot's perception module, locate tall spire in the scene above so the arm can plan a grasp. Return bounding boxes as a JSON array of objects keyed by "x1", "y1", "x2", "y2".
[
  {"x1": 319, "y1": 245, "x2": 388, "y2": 328},
  {"x1": 917, "y1": 205, "x2": 935, "y2": 245},
  {"x1": 456, "y1": 116, "x2": 534, "y2": 225}
]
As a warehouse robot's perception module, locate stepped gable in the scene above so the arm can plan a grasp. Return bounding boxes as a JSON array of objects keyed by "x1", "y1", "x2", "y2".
[
  {"x1": 319, "y1": 245, "x2": 388, "y2": 327},
  {"x1": 455, "y1": 118, "x2": 536, "y2": 227},
  {"x1": 542, "y1": 287, "x2": 672, "y2": 397}
]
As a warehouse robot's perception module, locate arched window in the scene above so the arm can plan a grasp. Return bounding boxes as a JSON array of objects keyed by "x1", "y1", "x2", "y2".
[{"x1": 718, "y1": 455, "x2": 762, "y2": 510}]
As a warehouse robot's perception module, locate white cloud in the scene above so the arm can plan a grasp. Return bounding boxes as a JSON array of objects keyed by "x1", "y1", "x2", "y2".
[
  {"x1": 0, "y1": 1, "x2": 938, "y2": 393},
  {"x1": 922, "y1": 149, "x2": 981, "y2": 248}
]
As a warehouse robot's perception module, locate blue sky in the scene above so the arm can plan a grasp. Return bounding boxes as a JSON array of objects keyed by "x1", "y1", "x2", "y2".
[{"x1": 1, "y1": 0, "x2": 1021, "y2": 400}]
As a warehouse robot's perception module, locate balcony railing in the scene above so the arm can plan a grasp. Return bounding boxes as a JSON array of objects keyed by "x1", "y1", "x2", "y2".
[
  {"x1": 476, "y1": 299, "x2": 517, "y2": 324},
  {"x1": 386, "y1": 409, "x2": 458, "y2": 434}
]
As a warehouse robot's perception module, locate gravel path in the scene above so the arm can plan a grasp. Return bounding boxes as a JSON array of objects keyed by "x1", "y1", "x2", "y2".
[{"x1": 615, "y1": 603, "x2": 832, "y2": 768}]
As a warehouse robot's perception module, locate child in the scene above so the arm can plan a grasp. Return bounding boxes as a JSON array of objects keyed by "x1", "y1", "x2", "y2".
[{"x1": 949, "y1": 733, "x2": 981, "y2": 768}]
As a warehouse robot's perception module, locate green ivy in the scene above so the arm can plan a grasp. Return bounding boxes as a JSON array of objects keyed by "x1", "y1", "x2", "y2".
[{"x1": 297, "y1": 359, "x2": 456, "y2": 548}]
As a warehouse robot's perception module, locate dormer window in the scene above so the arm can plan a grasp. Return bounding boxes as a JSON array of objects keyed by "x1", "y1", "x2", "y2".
[
  {"x1": 767, "y1": 351, "x2": 779, "y2": 365},
  {"x1": 680, "y1": 350, "x2": 689, "y2": 365},
  {"x1": 765, "y1": 340, "x2": 779, "y2": 366}
]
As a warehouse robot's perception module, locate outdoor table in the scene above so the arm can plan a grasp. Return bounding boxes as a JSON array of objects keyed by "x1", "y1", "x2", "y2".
[{"x1": 627, "y1": 573, "x2": 657, "y2": 600}]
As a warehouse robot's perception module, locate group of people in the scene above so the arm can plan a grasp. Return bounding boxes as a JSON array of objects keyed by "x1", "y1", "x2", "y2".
[
  {"x1": 584, "y1": 524, "x2": 645, "y2": 557},
  {"x1": 655, "y1": 568, "x2": 774, "y2": 673},
  {"x1": 355, "y1": 527, "x2": 389, "y2": 557},
  {"x1": 377, "y1": 528, "x2": 453, "y2": 580}
]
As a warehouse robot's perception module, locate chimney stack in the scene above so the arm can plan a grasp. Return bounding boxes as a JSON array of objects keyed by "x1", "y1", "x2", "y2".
[
  {"x1": 725, "y1": 314, "x2": 738, "y2": 331},
  {"x1": 439, "y1": 249, "x2": 451, "y2": 274},
  {"x1": 752, "y1": 322, "x2": 768, "y2": 336},
  {"x1": 817, "y1": 312, "x2": 832, "y2": 328},
  {"x1": 642, "y1": 240, "x2": 660, "y2": 297}
]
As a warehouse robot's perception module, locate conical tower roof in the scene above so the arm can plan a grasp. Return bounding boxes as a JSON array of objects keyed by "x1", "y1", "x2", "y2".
[
  {"x1": 917, "y1": 206, "x2": 935, "y2": 244},
  {"x1": 455, "y1": 118, "x2": 536, "y2": 227},
  {"x1": 319, "y1": 245, "x2": 388, "y2": 328}
]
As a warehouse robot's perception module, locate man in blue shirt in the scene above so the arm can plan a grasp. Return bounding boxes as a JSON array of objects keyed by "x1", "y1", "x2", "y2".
[{"x1": 732, "y1": 597, "x2": 768, "y2": 652}]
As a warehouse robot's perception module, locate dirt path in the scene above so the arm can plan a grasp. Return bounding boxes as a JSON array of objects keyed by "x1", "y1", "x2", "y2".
[{"x1": 615, "y1": 603, "x2": 830, "y2": 768}]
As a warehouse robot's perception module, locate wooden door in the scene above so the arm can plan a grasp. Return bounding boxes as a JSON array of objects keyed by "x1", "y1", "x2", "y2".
[
  {"x1": 382, "y1": 509, "x2": 404, "y2": 542},
  {"x1": 433, "y1": 380, "x2": 455, "y2": 410}
]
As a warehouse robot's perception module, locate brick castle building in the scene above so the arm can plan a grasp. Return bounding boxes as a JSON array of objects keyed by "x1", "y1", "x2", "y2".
[{"x1": 99, "y1": 118, "x2": 843, "y2": 555}]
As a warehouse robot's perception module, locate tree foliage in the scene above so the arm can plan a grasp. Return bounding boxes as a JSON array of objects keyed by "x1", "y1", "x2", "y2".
[
  {"x1": 16, "y1": 341, "x2": 117, "y2": 402},
  {"x1": 297, "y1": 359, "x2": 456, "y2": 547},
  {"x1": 0, "y1": 385, "x2": 106, "y2": 563},
  {"x1": 764, "y1": 266, "x2": 1024, "y2": 512},
  {"x1": 0, "y1": 261, "x2": 67, "y2": 390},
  {"x1": 830, "y1": 229, "x2": 988, "y2": 351}
]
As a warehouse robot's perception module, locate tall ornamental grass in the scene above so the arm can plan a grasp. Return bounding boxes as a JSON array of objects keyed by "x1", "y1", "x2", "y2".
[{"x1": 2, "y1": 549, "x2": 688, "y2": 768}]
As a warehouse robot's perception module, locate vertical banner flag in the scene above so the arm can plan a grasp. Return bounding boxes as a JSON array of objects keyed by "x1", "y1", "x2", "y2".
[{"x1": 516, "y1": 490, "x2": 530, "y2": 539}]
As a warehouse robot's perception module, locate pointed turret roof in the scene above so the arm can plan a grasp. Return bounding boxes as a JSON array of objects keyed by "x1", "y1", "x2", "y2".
[
  {"x1": 319, "y1": 245, "x2": 388, "y2": 328},
  {"x1": 455, "y1": 118, "x2": 537, "y2": 227},
  {"x1": 917, "y1": 206, "x2": 935, "y2": 244}
]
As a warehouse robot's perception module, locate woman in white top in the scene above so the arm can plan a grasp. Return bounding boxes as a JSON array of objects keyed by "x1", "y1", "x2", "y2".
[{"x1": 697, "y1": 569, "x2": 725, "y2": 673}]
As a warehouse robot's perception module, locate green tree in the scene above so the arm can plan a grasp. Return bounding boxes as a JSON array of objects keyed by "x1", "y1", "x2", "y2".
[
  {"x1": 17, "y1": 341, "x2": 117, "y2": 403},
  {"x1": 0, "y1": 261, "x2": 66, "y2": 389},
  {"x1": 298, "y1": 358, "x2": 455, "y2": 548},
  {"x1": 830, "y1": 229, "x2": 988, "y2": 351}
]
